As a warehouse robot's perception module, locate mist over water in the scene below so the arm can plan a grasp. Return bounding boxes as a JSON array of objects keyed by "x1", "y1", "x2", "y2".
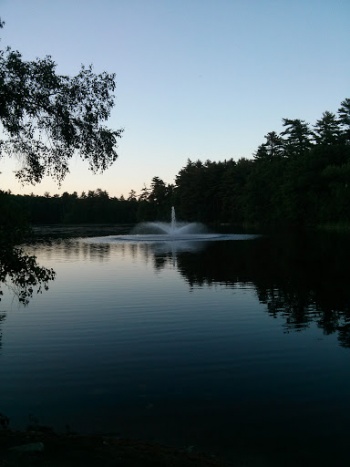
[
  {"x1": 131, "y1": 206, "x2": 209, "y2": 236},
  {"x1": 84, "y1": 208, "x2": 259, "y2": 248}
]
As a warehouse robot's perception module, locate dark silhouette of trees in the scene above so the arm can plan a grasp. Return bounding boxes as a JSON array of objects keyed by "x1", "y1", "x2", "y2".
[
  {"x1": 147, "y1": 176, "x2": 174, "y2": 220},
  {"x1": 338, "y1": 98, "x2": 350, "y2": 144},
  {"x1": 167, "y1": 99, "x2": 349, "y2": 229},
  {"x1": 0, "y1": 19, "x2": 123, "y2": 185},
  {"x1": 0, "y1": 14, "x2": 124, "y2": 305},
  {"x1": 281, "y1": 118, "x2": 313, "y2": 158},
  {"x1": 175, "y1": 159, "x2": 231, "y2": 223},
  {"x1": 173, "y1": 232, "x2": 350, "y2": 348},
  {"x1": 0, "y1": 190, "x2": 55, "y2": 304},
  {"x1": 313, "y1": 111, "x2": 342, "y2": 146},
  {"x1": 254, "y1": 131, "x2": 284, "y2": 161},
  {"x1": 2, "y1": 92, "x2": 350, "y2": 230}
]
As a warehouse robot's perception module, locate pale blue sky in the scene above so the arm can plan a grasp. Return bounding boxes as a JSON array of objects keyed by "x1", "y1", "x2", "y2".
[{"x1": 1, "y1": 0, "x2": 349, "y2": 198}]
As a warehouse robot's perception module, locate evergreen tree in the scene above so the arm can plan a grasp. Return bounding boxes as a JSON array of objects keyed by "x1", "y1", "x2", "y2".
[
  {"x1": 281, "y1": 119, "x2": 313, "y2": 158},
  {"x1": 313, "y1": 111, "x2": 342, "y2": 146},
  {"x1": 338, "y1": 98, "x2": 350, "y2": 144},
  {"x1": 254, "y1": 131, "x2": 284, "y2": 161}
]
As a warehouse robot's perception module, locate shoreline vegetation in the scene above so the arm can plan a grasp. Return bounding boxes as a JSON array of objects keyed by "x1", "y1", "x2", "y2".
[{"x1": 2, "y1": 98, "x2": 350, "y2": 231}]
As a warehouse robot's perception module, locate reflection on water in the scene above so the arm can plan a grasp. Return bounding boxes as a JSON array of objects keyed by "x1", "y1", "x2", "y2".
[
  {"x1": 1, "y1": 230, "x2": 350, "y2": 465},
  {"x1": 0, "y1": 312, "x2": 5, "y2": 350},
  {"x1": 0, "y1": 246, "x2": 55, "y2": 304},
  {"x1": 174, "y1": 234, "x2": 350, "y2": 347},
  {"x1": 33, "y1": 231, "x2": 350, "y2": 348}
]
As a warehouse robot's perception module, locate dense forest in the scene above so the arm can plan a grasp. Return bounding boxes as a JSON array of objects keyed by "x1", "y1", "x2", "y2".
[{"x1": 2, "y1": 97, "x2": 350, "y2": 230}]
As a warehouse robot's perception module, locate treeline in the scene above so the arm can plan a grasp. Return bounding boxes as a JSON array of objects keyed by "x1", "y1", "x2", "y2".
[
  {"x1": 0, "y1": 182, "x2": 174, "y2": 225},
  {"x1": 2, "y1": 98, "x2": 350, "y2": 229},
  {"x1": 175, "y1": 98, "x2": 350, "y2": 227}
]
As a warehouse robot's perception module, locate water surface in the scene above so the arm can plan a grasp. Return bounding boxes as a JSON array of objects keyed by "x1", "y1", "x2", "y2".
[{"x1": 1, "y1": 229, "x2": 350, "y2": 465}]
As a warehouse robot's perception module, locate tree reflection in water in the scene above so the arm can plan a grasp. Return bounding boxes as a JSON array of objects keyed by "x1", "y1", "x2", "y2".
[
  {"x1": 0, "y1": 312, "x2": 5, "y2": 350},
  {"x1": 2, "y1": 229, "x2": 350, "y2": 349},
  {"x1": 0, "y1": 243, "x2": 56, "y2": 349},
  {"x1": 0, "y1": 246, "x2": 55, "y2": 305},
  {"x1": 145, "y1": 232, "x2": 350, "y2": 348}
]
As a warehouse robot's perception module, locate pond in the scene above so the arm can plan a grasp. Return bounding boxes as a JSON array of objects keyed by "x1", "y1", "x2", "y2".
[{"x1": 1, "y1": 226, "x2": 350, "y2": 465}]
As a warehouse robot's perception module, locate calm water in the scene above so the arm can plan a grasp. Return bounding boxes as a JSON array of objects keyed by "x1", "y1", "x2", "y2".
[{"x1": 1, "y1": 228, "x2": 350, "y2": 465}]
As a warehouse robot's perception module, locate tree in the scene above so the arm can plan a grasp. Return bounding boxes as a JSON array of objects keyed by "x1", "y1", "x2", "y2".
[
  {"x1": 0, "y1": 17, "x2": 124, "y2": 304},
  {"x1": 281, "y1": 118, "x2": 313, "y2": 158},
  {"x1": 338, "y1": 98, "x2": 350, "y2": 144},
  {"x1": 254, "y1": 131, "x2": 284, "y2": 161},
  {"x1": 148, "y1": 176, "x2": 174, "y2": 220},
  {"x1": 0, "y1": 19, "x2": 123, "y2": 185},
  {"x1": 253, "y1": 144, "x2": 269, "y2": 161},
  {"x1": 127, "y1": 189, "x2": 137, "y2": 201},
  {"x1": 149, "y1": 177, "x2": 167, "y2": 205},
  {"x1": 313, "y1": 111, "x2": 342, "y2": 146},
  {"x1": 221, "y1": 158, "x2": 252, "y2": 223},
  {"x1": 138, "y1": 184, "x2": 150, "y2": 201},
  {"x1": 175, "y1": 159, "x2": 207, "y2": 221}
]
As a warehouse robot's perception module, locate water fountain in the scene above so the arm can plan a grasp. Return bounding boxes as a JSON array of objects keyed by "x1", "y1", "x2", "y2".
[
  {"x1": 131, "y1": 206, "x2": 208, "y2": 236},
  {"x1": 82, "y1": 206, "x2": 259, "y2": 250},
  {"x1": 171, "y1": 206, "x2": 176, "y2": 232}
]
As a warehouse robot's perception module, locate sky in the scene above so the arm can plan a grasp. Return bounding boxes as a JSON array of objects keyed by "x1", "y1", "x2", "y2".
[{"x1": 0, "y1": 0, "x2": 349, "y2": 198}]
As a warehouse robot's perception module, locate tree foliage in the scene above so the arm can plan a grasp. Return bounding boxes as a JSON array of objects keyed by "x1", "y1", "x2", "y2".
[
  {"x1": 0, "y1": 19, "x2": 123, "y2": 184},
  {"x1": 0, "y1": 190, "x2": 56, "y2": 304},
  {"x1": 2, "y1": 96, "x2": 350, "y2": 230}
]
